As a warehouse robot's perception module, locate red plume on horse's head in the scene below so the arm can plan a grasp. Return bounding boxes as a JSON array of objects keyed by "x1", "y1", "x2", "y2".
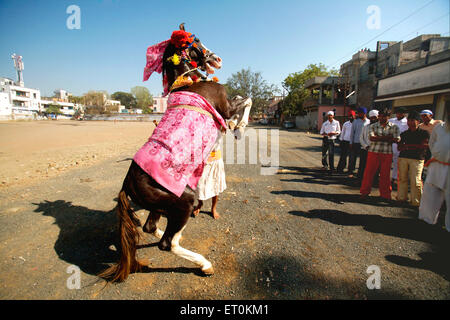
[{"x1": 170, "y1": 30, "x2": 195, "y2": 49}]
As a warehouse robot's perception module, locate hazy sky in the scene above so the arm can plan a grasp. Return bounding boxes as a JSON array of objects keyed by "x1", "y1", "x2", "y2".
[{"x1": 0, "y1": 0, "x2": 449, "y2": 97}]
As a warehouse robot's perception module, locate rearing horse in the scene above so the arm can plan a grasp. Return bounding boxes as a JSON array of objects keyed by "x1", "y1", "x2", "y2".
[{"x1": 100, "y1": 25, "x2": 252, "y2": 282}]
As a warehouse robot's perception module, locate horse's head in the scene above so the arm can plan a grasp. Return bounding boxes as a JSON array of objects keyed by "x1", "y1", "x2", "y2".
[
  {"x1": 180, "y1": 23, "x2": 222, "y2": 74},
  {"x1": 162, "y1": 24, "x2": 222, "y2": 93}
]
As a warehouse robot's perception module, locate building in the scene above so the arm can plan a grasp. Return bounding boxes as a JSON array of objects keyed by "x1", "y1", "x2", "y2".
[
  {"x1": 339, "y1": 48, "x2": 377, "y2": 108},
  {"x1": 341, "y1": 34, "x2": 449, "y2": 118},
  {"x1": 105, "y1": 99, "x2": 126, "y2": 113},
  {"x1": 0, "y1": 76, "x2": 87, "y2": 120},
  {"x1": 374, "y1": 35, "x2": 450, "y2": 119},
  {"x1": 266, "y1": 96, "x2": 283, "y2": 124},
  {"x1": 40, "y1": 99, "x2": 82, "y2": 119},
  {"x1": 299, "y1": 34, "x2": 450, "y2": 130},
  {"x1": 54, "y1": 89, "x2": 72, "y2": 102},
  {"x1": 296, "y1": 76, "x2": 350, "y2": 130},
  {"x1": 0, "y1": 77, "x2": 41, "y2": 119}
]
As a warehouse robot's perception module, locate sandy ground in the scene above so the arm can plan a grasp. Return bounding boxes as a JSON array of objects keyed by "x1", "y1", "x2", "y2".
[
  {"x1": 0, "y1": 120, "x2": 155, "y2": 188},
  {"x1": 0, "y1": 121, "x2": 448, "y2": 301}
]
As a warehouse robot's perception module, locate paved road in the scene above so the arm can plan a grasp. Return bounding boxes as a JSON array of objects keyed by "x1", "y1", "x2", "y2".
[{"x1": 0, "y1": 125, "x2": 448, "y2": 299}]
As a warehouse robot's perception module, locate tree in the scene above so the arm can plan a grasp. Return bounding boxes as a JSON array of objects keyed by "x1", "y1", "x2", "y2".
[
  {"x1": 282, "y1": 63, "x2": 339, "y2": 116},
  {"x1": 111, "y1": 91, "x2": 137, "y2": 109},
  {"x1": 68, "y1": 95, "x2": 84, "y2": 104},
  {"x1": 83, "y1": 91, "x2": 106, "y2": 107},
  {"x1": 224, "y1": 68, "x2": 278, "y2": 116},
  {"x1": 82, "y1": 91, "x2": 108, "y2": 114},
  {"x1": 131, "y1": 86, "x2": 153, "y2": 111},
  {"x1": 46, "y1": 105, "x2": 62, "y2": 119}
]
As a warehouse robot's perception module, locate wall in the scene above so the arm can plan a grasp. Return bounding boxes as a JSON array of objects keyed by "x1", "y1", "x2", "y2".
[
  {"x1": 0, "y1": 92, "x2": 11, "y2": 115},
  {"x1": 377, "y1": 60, "x2": 450, "y2": 97}
]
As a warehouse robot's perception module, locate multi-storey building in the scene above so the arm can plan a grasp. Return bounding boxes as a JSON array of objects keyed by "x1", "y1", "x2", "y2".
[{"x1": 299, "y1": 34, "x2": 450, "y2": 130}]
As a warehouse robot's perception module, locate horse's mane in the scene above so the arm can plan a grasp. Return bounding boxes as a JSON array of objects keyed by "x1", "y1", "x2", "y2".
[{"x1": 162, "y1": 43, "x2": 192, "y2": 92}]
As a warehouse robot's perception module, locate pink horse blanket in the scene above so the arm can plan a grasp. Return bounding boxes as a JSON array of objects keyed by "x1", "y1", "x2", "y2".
[{"x1": 133, "y1": 91, "x2": 227, "y2": 197}]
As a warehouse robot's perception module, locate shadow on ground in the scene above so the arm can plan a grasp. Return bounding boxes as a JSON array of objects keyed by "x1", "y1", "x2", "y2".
[
  {"x1": 33, "y1": 200, "x2": 120, "y2": 276},
  {"x1": 241, "y1": 255, "x2": 408, "y2": 299},
  {"x1": 32, "y1": 200, "x2": 203, "y2": 279},
  {"x1": 277, "y1": 165, "x2": 383, "y2": 189},
  {"x1": 272, "y1": 189, "x2": 407, "y2": 208},
  {"x1": 288, "y1": 209, "x2": 450, "y2": 282}
]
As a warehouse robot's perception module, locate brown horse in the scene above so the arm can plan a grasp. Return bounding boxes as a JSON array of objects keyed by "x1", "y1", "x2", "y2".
[{"x1": 100, "y1": 25, "x2": 251, "y2": 282}]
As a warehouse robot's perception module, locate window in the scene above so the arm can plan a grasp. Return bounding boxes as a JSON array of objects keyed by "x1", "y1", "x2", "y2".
[{"x1": 379, "y1": 43, "x2": 389, "y2": 51}]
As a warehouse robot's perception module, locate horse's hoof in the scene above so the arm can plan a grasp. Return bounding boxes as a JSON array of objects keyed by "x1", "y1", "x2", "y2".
[{"x1": 201, "y1": 266, "x2": 214, "y2": 276}]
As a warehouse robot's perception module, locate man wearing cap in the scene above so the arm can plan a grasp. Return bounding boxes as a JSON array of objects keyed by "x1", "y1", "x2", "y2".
[
  {"x1": 419, "y1": 107, "x2": 450, "y2": 232},
  {"x1": 419, "y1": 110, "x2": 442, "y2": 135},
  {"x1": 359, "y1": 109, "x2": 379, "y2": 179},
  {"x1": 337, "y1": 110, "x2": 356, "y2": 173},
  {"x1": 397, "y1": 111, "x2": 429, "y2": 206},
  {"x1": 348, "y1": 107, "x2": 370, "y2": 178},
  {"x1": 389, "y1": 108, "x2": 408, "y2": 184},
  {"x1": 419, "y1": 110, "x2": 442, "y2": 162},
  {"x1": 320, "y1": 111, "x2": 341, "y2": 173},
  {"x1": 360, "y1": 109, "x2": 400, "y2": 201}
]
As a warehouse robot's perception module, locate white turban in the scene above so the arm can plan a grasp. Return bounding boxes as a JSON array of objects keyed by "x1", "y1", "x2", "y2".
[{"x1": 368, "y1": 110, "x2": 379, "y2": 117}]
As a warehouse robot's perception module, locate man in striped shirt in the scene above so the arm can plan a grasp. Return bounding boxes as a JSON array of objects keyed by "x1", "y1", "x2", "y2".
[{"x1": 360, "y1": 109, "x2": 400, "y2": 201}]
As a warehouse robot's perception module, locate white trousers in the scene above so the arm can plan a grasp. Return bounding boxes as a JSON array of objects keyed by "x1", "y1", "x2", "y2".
[{"x1": 419, "y1": 182, "x2": 450, "y2": 232}]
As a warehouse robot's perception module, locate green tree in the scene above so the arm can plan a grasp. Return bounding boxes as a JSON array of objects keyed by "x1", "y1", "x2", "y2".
[
  {"x1": 46, "y1": 105, "x2": 62, "y2": 119},
  {"x1": 282, "y1": 63, "x2": 338, "y2": 116},
  {"x1": 68, "y1": 95, "x2": 84, "y2": 104},
  {"x1": 131, "y1": 86, "x2": 153, "y2": 111},
  {"x1": 83, "y1": 91, "x2": 106, "y2": 107},
  {"x1": 225, "y1": 68, "x2": 278, "y2": 116},
  {"x1": 111, "y1": 91, "x2": 137, "y2": 109}
]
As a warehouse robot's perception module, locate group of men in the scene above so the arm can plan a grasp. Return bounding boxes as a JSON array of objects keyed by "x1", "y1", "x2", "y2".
[{"x1": 320, "y1": 106, "x2": 450, "y2": 232}]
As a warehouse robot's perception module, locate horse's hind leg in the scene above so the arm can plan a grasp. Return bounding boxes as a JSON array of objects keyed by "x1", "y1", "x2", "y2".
[
  {"x1": 159, "y1": 210, "x2": 214, "y2": 276},
  {"x1": 143, "y1": 212, "x2": 164, "y2": 239}
]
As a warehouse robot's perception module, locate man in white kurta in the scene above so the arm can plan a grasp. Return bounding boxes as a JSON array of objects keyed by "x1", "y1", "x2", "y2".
[
  {"x1": 389, "y1": 108, "x2": 408, "y2": 181},
  {"x1": 418, "y1": 119, "x2": 450, "y2": 232},
  {"x1": 320, "y1": 111, "x2": 341, "y2": 173}
]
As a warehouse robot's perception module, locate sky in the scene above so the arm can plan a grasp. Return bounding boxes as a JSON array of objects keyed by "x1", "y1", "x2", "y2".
[{"x1": 0, "y1": 0, "x2": 449, "y2": 97}]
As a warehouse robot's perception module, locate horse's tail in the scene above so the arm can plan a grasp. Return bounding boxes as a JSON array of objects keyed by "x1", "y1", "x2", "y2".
[{"x1": 99, "y1": 189, "x2": 142, "y2": 282}]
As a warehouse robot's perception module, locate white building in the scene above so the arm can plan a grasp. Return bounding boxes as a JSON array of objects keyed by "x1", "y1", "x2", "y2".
[
  {"x1": 105, "y1": 99, "x2": 126, "y2": 113},
  {"x1": 54, "y1": 89, "x2": 71, "y2": 102},
  {"x1": 40, "y1": 99, "x2": 81, "y2": 119},
  {"x1": 0, "y1": 77, "x2": 41, "y2": 119},
  {"x1": 0, "y1": 77, "x2": 86, "y2": 120}
]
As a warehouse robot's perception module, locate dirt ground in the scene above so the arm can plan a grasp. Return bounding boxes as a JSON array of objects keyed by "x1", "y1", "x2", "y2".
[
  {"x1": 0, "y1": 120, "x2": 448, "y2": 300},
  {"x1": 0, "y1": 120, "x2": 155, "y2": 189}
]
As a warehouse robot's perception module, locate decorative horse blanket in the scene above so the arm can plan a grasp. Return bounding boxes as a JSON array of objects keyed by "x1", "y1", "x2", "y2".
[{"x1": 133, "y1": 91, "x2": 227, "y2": 197}]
